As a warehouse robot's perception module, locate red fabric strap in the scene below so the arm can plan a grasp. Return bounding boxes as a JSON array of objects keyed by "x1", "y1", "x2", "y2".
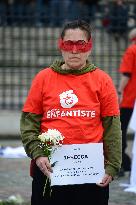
[{"x1": 58, "y1": 38, "x2": 92, "y2": 52}]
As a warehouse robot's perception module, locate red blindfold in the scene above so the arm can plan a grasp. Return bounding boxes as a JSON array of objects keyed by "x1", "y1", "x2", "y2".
[{"x1": 58, "y1": 38, "x2": 92, "y2": 52}]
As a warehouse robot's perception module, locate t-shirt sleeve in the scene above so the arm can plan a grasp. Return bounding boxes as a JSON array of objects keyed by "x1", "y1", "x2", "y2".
[
  {"x1": 119, "y1": 48, "x2": 134, "y2": 73},
  {"x1": 22, "y1": 72, "x2": 44, "y2": 114},
  {"x1": 100, "y1": 75, "x2": 120, "y2": 117}
]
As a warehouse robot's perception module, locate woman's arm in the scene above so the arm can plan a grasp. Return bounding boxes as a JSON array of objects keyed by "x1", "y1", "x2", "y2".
[
  {"x1": 102, "y1": 115, "x2": 122, "y2": 178},
  {"x1": 20, "y1": 112, "x2": 52, "y2": 177},
  {"x1": 20, "y1": 112, "x2": 45, "y2": 159}
]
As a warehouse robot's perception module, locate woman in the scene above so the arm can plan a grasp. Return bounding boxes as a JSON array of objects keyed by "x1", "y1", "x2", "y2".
[
  {"x1": 20, "y1": 20, "x2": 122, "y2": 205},
  {"x1": 118, "y1": 28, "x2": 136, "y2": 176}
]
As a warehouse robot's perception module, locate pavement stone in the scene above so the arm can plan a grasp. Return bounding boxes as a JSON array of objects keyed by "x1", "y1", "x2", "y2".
[{"x1": 0, "y1": 139, "x2": 136, "y2": 205}]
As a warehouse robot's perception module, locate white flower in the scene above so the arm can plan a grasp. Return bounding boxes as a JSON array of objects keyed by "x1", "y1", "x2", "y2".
[
  {"x1": 38, "y1": 129, "x2": 64, "y2": 196},
  {"x1": 38, "y1": 129, "x2": 64, "y2": 150},
  {"x1": 46, "y1": 129, "x2": 64, "y2": 144},
  {"x1": 38, "y1": 133, "x2": 46, "y2": 142}
]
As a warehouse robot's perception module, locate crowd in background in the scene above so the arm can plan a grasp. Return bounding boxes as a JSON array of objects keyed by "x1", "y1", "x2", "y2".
[
  {"x1": 0, "y1": 0, "x2": 100, "y2": 26},
  {"x1": 0, "y1": 0, "x2": 136, "y2": 30}
]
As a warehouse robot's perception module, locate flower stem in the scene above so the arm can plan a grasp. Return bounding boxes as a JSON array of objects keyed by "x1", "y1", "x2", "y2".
[
  {"x1": 43, "y1": 177, "x2": 52, "y2": 197},
  {"x1": 43, "y1": 177, "x2": 48, "y2": 197}
]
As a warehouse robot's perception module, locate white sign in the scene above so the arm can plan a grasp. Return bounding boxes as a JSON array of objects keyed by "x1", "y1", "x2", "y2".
[{"x1": 50, "y1": 143, "x2": 105, "y2": 186}]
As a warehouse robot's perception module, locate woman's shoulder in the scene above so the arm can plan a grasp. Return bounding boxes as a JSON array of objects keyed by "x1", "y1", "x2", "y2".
[
  {"x1": 93, "y1": 67, "x2": 112, "y2": 81},
  {"x1": 35, "y1": 67, "x2": 54, "y2": 79},
  {"x1": 38, "y1": 67, "x2": 53, "y2": 75}
]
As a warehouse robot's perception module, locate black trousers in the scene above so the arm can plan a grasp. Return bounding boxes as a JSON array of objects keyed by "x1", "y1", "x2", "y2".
[
  {"x1": 31, "y1": 164, "x2": 109, "y2": 205},
  {"x1": 120, "y1": 107, "x2": 133, "y2": 171}
]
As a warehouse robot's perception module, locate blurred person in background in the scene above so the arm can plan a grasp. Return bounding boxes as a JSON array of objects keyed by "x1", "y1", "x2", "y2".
[
  {"x1": 48, "y1": 0, "x2": 72, "y2": 26},
  {"x1": 20, "y1": 20, "x2": 122, "y2": 205},
  {"x1": 102, "y1": 0, "x2": 129, "y2": 41},
  {"x1": 6, "y1": 0, "x2": 26, "y2": 25},
  {"x1": 79, "y1": 0, "x2": 101, "y2": 23},
  {"x1": 0, "y1": 0, "x2": 7, "y2": 26},
  {"x1": 6, "y1": 0, "x2": 34, "y2": 26},
  {"x1": 118, "y1": 28, "x2": 136, "y2": 176}
]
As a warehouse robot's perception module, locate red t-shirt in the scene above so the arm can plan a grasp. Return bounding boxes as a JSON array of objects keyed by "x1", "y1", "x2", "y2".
[
  {"x1": 23, "y1": 68, "x2": 119, "y2": 144},
  {"x1": 119, "y1": 44, "x2": 136, "y2": 108}
]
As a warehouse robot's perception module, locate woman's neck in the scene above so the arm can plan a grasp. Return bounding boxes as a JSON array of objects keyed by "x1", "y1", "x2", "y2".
[{"x1": 61, "y1": 63, "x2": 86, "y2": 71}]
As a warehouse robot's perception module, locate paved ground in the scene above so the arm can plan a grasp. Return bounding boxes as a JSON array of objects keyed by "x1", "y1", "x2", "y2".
[{"x1": 0, "y1": 139, "x2": 136, "y2": 205}]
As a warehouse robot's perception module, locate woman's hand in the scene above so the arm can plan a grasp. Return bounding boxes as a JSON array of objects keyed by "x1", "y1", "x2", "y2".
[
  {"x1": 96, "y1": 174, "x2": 113, "y2": 187},
  {"x1": 36, "y1": 156, "x2": 53, "y2": 178}
]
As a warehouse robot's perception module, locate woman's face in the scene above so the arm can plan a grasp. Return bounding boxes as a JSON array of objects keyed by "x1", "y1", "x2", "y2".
[{"x1": 61, "y1": 28, "x2": 91, "y2": 70}]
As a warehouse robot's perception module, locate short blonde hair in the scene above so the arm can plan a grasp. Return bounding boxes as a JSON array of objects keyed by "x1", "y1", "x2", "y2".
[{"x1": 129, "y1": 28, "x2": 136, "y2": 40}]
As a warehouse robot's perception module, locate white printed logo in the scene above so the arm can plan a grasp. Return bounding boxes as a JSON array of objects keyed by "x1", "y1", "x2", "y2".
[{"x1": 59, "y1": 90, "x2": 78, "y2": 108}]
